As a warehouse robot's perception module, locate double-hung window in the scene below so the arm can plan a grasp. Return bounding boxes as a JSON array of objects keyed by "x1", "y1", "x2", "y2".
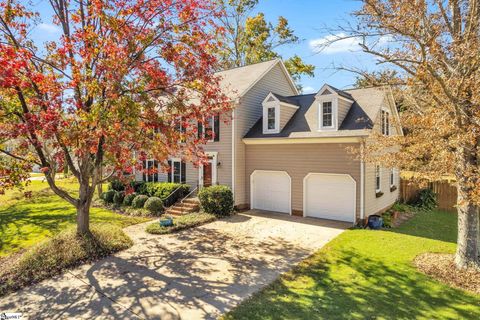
[
  {"x1": 198, "y1": 115, "x2": 220, "y2": 142},
  {"x1": 390, "y1": 168, "x2": 395, "y2": 187},
  {"x1": 143, "y1": 159, "x2": 158, "y2": 182},
  {"x1": 168, "y1": 159, "x2": 186, "y2": 184},
  {"x1": 375, "y1": 164, "x2": 381, "y2": 192},
  {"x1": 322, "y1": 101, "x2": 333, "y2": 127},
  {"x1": 381, "y1": 110, "x2": 390, "y2": 135},
  {"x1": 267, "y1": 107, "x2": 276, "y2": 130}
]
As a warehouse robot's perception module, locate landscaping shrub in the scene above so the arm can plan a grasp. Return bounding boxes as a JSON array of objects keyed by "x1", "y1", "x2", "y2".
[
  {"x1": 132, "y1": 194, "x2": 149, "y2": 208},
  {"x1": 103, "y1": 190, "x2": 116, "y2": 203},
  {"x1": 198, "y1": 185, "x2": 234, "y2": 216},
  {"x1": 108, "y1": 179, "x2": 125, "y2": 191},
  {"x1": 130, "y1": 181, "x2": 146, "y2": 194},
  {"x1": 144, "y1": 196, "x2": 164, "y2": 215},
  {"x1": 0, "y1": 224, "x2": 132, "y2": 297},
  {"x1": 142, "y1": 182, "x2": 190, "y2": 206},
  {"x1": 413, "y1": 188, "x2": 438, "y2": 210},
  {"x1": 123, "y1": 193, "x2": 137, "y2": 206},
  {"x1": 113, "y1": 191, "x2": 125, "y2": 205}
]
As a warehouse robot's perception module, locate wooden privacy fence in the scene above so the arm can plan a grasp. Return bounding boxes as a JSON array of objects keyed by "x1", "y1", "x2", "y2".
[{"x1": 400, "y1": 179, "x2": 457, "y2": 212}]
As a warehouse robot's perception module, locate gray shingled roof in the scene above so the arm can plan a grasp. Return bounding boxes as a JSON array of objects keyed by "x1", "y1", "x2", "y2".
[
  {"x1": 244, "y1": 87, "x2": 386, "y2": 139},
  {"x1": 216, "y1": 59, "x2": 292, "y2": 99}
]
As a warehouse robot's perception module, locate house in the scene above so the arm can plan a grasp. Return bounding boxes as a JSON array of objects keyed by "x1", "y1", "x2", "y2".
[{"x1": 136, "y1": 59, "x2": 402, "y2": 224}]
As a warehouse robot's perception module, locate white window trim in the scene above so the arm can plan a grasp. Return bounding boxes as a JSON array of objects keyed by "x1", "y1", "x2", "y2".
[
  {"x1": 390, "y1": 168, "x2": 396, "y2": 187},
  {"x1": 198, "y1": 151, "x2": 218, "y2": 187},
  {"x1": 375, "y1": 164, "x2": 381, "y2": 192},
  {"x1": 144, "y1": 159, "x2": 158, "y2": 183},
  {"x1": 169, "y1": 157, "x2": 183, "y2": 183},
  {"x1": 381, "y1": 108, "x2": 390, "y2": 136},
  {"x1": 200, "y1": 116, "x2": 216, "y2": 142},
  {"x1": 262, "y1": 101, "x2": 280, "y2": 134},
  {"x1": 320, "y1": 101, "x2": 335, "y2": 129},
  {"x1": 317, "y1": 95, "x2": 338, "y2": 131}
]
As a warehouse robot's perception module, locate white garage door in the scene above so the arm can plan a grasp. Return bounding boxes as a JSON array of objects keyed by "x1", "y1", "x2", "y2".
[
  {"x1": 304, "y1": 173, "x2": 356, "y2": 222},
  {"x1": 251, "y1": 170, "x2": 291, "y2": 214}
]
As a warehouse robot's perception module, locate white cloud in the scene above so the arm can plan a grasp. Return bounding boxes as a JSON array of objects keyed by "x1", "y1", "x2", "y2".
[
  {"x1": 309, "y1": 33, "x2": 392, "y2": 54},
  {"x1": 309, "y1": 33, "x2": 361, "y2": 54},
  {"x1": 37, "y1": 23, "x2": 61, "y2": 33},
  {"x1": 302, "y1": 86, "x2": 316, "y2": 94}
]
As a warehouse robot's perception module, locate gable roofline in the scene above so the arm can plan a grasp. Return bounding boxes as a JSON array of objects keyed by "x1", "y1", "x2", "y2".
[
  {"x1": 315, "y1": 84, "x2": 354, "y2": 102},
  {"x1": 240, "y1": 59, "x2": 299, "y2": 98}
]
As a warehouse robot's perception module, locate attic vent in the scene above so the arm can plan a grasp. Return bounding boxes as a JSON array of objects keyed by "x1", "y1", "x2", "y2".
[
  {"x1": 321, "y1": 89, "x2": 332, "y2": 95},
  {"x1": 267, "y1": 96, "x2": 276, "y2": 102}
]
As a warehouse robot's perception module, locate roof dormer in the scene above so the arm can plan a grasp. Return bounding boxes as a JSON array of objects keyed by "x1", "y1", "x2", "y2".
[
  {"x1": 262, "y1": 92, "x2": 299, "y2": 134},
  {"x1": 315, "y1": 84, "x2": 354, "y2": 131}
]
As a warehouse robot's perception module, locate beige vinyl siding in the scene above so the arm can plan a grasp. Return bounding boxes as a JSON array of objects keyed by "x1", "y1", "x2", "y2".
[
  {"x1": 364, "y1": 95, "x2": 400, "y2": 216},
  {"x1": 234, "y1": 63, "x2": 297, "y2": 205},
  {"x1": 303, "y1": 99, "x2": 317, "y2": 131},
  {"x1": 245, "y1": 143, "x2": 362, "y2": 219},
  {"x1": 364, "y1": 163, "x2": 399, "y2": 215},
  {"x1": 279, "y1": 104, "x2": 297, "y2": 131},
  {"x1": 337, "y1": 98, "x2": 352, "y2": 127},
  {"x1": 184, "y1": 112, "x2": 233, "y2": 190}
]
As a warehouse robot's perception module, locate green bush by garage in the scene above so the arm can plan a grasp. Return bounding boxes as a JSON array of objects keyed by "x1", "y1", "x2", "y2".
[{"x1": 198, "y1": 185, "x2": 234, "y2": 216}]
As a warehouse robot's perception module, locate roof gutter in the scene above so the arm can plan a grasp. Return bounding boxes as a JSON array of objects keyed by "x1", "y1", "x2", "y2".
[{"x1": 243, "y1": 136, "x2": 366, "y2": 145}]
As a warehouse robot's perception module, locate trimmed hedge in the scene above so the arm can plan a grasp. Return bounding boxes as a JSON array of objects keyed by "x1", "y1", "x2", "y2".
[
  {"x1": 132, "y1": 195, "x2": 149, "y2": 208},
  {"x1": 142, "y1": 182, "x2": 190, "y2": 207},
  {"x1": 123, "y1": 193, "x2": 137, "y2": 206},
  {"x1": 198, "y1": 185, "x2": 234, "y2": 216},
  {"x1": 144, "y1": 197, "x2": 164, "y2": 215},
  {"x1": 113, "y1": 191, "x2": 125, "y2": 205},
  {"x1": 102, "y1": 190, "x2": 116, "y2": 203}
]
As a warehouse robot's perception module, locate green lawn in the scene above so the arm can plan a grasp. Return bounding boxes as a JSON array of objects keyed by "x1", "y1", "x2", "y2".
[
  {"x1": 224, "y1": 210, "x2": 480, "y2": 320},
  {"x1": 0, "y1": 179, "x2": 149, "y2": 258}
]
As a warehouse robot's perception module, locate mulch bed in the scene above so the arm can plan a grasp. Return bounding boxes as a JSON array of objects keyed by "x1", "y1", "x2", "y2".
[{"x1": 414, "y1": 253, "x2": 480, "y2": 294}]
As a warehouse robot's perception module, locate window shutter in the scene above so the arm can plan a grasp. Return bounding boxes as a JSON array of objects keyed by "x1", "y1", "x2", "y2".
[
  {"x1": 181, "y1": 161, "x2": 186, "y2": 184},
  {"x1": 142, "y1": 160, "x2": 146, "y2": 182},
  {"x1": 198, "y1": 120, "x2": 203, "y2": 139},
  {"x1": 167, "y1": 160, "x2": 172, "y2": 183},
  {"x1": 153, "y1": 160, "x2": 158, "y2": 182},
  {"x1": 214, "y1": 114, "x2": 220, "y2": 142}
]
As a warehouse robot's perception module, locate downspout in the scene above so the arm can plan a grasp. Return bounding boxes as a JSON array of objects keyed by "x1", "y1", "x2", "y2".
[
  {"x1": 360, "y1": 139, "x2": 365, "y2": 220},
  {"x1": 231, "y1": 99, "x2": 239, "y2": 205}
]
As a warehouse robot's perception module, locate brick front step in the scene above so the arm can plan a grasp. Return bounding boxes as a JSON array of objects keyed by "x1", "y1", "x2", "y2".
[{"x1": 165, "y1": 197, "x2": 200, "y2": 215}]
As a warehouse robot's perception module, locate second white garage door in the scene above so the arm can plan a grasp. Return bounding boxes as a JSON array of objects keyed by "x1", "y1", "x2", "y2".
[
  {"x1": 251, "y1": 170, "x2": 291, "y2": 214},
  {"x1": 304, "y1": 173, "x2": 356, "y2": 222}
]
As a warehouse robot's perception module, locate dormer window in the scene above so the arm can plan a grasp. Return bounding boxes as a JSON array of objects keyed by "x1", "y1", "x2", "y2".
[
  {"x1": 322, "y1": 102, "x2": 333, "y2": 127},
  {"x1": 267, "y1": 107, "x2": 276, "y2": 130}
]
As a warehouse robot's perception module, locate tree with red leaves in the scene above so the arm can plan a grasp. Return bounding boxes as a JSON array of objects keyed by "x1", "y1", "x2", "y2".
[{"x1": 0, "y1": 0, "x2": 231, "y2": 235}]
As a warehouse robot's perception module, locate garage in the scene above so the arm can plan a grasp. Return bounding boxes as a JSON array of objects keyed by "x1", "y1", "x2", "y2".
[
  {"x1": 303, "y1": 173, "x2": 356, "y2": 222},
  {"x1": 251, "y1": 170, "x2": 291, "y2": 214}
]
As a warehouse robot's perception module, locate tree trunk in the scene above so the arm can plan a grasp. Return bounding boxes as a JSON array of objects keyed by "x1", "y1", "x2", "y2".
[
  {"x1": 77, "y1": 202, "x2": 91, "y2": 235},
  {"x1": 454, "y1": 183, "x2": 480, "y2": 268},
  {"x1": 77, "y1": 182, "x2": 93, "y2": 235}
]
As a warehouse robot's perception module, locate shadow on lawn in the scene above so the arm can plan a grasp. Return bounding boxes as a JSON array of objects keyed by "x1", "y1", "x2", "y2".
[
  {"x1": 232, "y1": 248, "x2": 480, "y2": 320},
  {"x1": 0, "y1": 226, "x2": 313, "y2": 320}
]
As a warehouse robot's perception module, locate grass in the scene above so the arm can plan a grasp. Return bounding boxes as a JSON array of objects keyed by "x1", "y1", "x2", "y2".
[
  {"x1": 223, "y1": 210, "x2": 480, "y2": 320},
  {"x1": 0, "y1": 179, "x2": 149, "y2": 258},
  {"x1": 145, "y1": 212, "x2": 217, "y2": 234},
  {"x1": 0, "y1": 224, "x2": 133, "y2": 297}
]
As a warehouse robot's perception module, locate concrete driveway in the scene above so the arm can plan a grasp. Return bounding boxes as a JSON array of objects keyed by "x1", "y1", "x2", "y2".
[{"x1": 0, "y1": 210, "x2": 348, "y2": 320}]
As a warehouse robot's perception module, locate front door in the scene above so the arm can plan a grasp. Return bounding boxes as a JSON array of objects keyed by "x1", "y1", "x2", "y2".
[{"x1": 203, "y1": 162, "x2": 213, "y2": 187}]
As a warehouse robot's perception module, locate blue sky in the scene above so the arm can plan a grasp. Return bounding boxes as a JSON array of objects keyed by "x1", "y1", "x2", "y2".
[
  {"x1": 31, "y1": 0, "x2": 382, "y2": 92},
  {"x1": 255, "y1": 0, "x2": 383, "y2": 91}
]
